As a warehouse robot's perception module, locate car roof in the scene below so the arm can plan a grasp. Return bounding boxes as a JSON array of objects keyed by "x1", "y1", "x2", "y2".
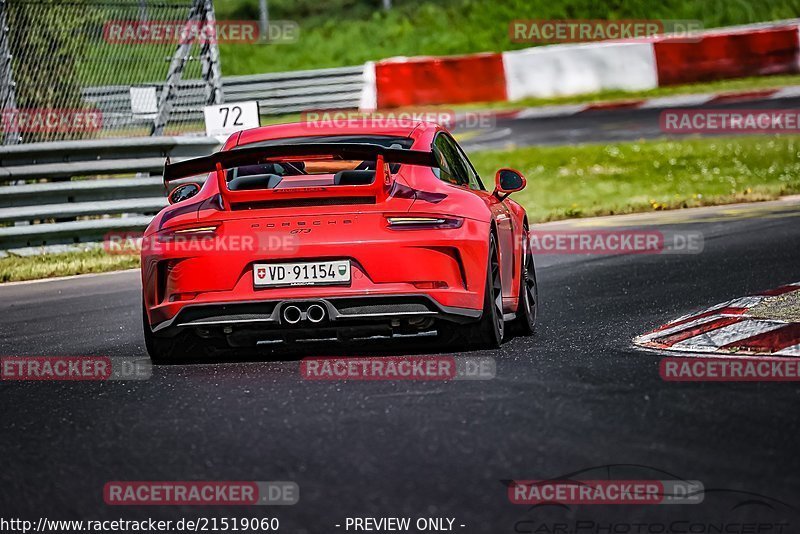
[{"x1": 224, "y1": 119, "x2": 441, "y2": 150}]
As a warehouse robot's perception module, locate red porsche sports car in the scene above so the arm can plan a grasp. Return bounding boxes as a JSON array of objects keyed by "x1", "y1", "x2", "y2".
[{"x1": 141, "y1": 120, "x2": 537, "y2": 360}]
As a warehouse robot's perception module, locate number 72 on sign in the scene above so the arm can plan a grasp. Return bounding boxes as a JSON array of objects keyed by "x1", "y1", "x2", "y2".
[{"x1": 203, "y1": 101, "x2": 261, "y2": 137}]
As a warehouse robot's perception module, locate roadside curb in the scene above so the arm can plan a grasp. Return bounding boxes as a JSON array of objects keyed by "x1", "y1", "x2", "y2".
[
  {"x1": 462, "y1": 85, "x2": 800, "y2": 122},
  {"x1": 634, "y1": 283, "x2": 800, "y2": 356}
]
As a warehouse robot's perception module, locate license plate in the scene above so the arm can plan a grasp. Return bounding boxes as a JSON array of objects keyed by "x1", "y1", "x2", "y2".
[{"x1": 253, "y1": 260, "x2": 351, "y2": 287}]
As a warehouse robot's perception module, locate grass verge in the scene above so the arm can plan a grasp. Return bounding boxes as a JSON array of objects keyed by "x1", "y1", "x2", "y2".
[
  {"x1": 2, "y1": 134, "x2": 799, "y2": 283},
  {"x1": 0, "y1": 249, "x2": 139, "y2": 284},
  {"x1": 470, "y1": 135, "x2": 800, "y2": 222}
]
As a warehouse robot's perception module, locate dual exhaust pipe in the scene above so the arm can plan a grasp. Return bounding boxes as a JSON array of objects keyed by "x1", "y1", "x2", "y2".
[{"x1": 282, "y1": 303, "x2": 326, "y2": 325}]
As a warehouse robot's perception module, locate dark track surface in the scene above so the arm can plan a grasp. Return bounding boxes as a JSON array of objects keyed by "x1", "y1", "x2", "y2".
[
  {"x1": 2, "y1": 200, "x2": 799, "y2": 531},
  {"x1": 461, "y1": 96, "x2": 800, "y2": 150}
]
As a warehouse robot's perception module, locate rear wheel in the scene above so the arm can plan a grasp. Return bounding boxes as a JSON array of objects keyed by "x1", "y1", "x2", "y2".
[
  {"x1": 142, "y1": 302, "x2": 196, "y2": 363},
  {"x1": 474, "y1": 235, "x2": 505, "y2": 348},
  {"x1": 437, "y1": 234, "x2": 504, "y2": 349},
  {"x1": 510, "y1": 226, "x2": 538, "y2": 336}
]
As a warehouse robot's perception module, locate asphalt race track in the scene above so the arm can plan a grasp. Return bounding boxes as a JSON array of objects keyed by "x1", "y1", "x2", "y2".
[
  {"x1": 461, "y1": 96, "x2": 800, "y2": 150},
  {"x1": 2, "y1": 198, "x2": 799, "y2": 531}
]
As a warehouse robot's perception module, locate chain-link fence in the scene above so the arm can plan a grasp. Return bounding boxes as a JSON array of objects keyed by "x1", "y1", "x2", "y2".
[{"x1": 0, "y1": 0, "x2": 224, "y2": 144}]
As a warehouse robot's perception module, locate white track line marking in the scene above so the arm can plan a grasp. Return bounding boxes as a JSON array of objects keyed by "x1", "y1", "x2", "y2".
[
  {"x1": 515, "y1": 105, "x2": 587, "y2": 119},
  {"x1": 640, "y1": 94, "x2": 714, "y2": 108},
  {"x1": 770, "y1": 86, "x2": 800, "y2": 99}
]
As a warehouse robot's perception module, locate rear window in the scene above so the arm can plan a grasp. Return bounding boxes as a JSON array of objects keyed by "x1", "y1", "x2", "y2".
[{"x1": 224, "y1": 136, "x2": 415, "y2": 191}]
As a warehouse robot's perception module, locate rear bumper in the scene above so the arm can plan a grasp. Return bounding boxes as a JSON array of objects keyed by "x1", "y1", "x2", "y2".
[
  {"x1": 151, "y1": 294, "x2": 481, "y2": 337},
  {"x1": 142, "y1": 214, "x2": 491, "y2": 328}
]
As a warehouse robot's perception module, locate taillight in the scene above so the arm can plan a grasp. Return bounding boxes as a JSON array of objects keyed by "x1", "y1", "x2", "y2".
[
  {"x1": 385, "y1": 216, "x2": 463, "y2": 229},
  {"x1": 171, "y1": 225, "x2": 218, "y2": 235},
  {"x1": 158, "y1": 224, "x2": 219, "y2": 242}
]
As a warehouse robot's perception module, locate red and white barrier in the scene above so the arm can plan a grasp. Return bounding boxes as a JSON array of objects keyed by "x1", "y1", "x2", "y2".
[
  {"x1": 653, "y1": 25, "x2": 800, "y2": 86},
  {"x1": 360, "y1": 21, "x2": 800, "y2": 111},
  {"x1": 373, "y1": 52, "x2": 506, "y2": 108},
  {"x1": 360, "y1": 61, "x2": 378, "y2": 111},
  {"x1": 503, "y1": 41, "x2": 657, "y2": 100}
]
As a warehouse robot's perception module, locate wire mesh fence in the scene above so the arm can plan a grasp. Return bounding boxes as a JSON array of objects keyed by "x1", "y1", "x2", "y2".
[{"x1": 0, "y1": 0, "x2": 223, "y2": 144}]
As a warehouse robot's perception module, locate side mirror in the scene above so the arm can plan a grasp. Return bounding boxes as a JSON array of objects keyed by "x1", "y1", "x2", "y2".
[
  {"x1": 494, "y1": 168, "x2": 526, "y2": 198},
  {"x1": 168, "y1": 183, "x2": 201, "y2": 204}
]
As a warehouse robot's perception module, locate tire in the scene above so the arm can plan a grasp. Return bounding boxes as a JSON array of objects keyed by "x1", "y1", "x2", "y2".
[
  {"x1": 438, "y1": 235, "x2": 504, "y2": 350},
  {"x1": 142, "y1": 302, "x2": 196, "y2": 363},
  {"x1": 474, "y1": 234, "x2": 505, "y2": 348},
  {"x1": 510, "y1": 226, "x2": 538, "y2": 336}
]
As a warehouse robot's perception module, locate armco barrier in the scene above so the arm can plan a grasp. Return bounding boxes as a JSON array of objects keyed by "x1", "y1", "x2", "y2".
[
  {"x1": 0, "y1": 136, "x2": 222, "y2": 250},
  {"x1": 85, "y1": 65, "x2": 365, "y2": 131}
]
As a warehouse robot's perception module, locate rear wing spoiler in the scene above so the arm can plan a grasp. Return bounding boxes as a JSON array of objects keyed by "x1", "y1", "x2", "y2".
[{"x1": 163, "y1": 142, "x2": 438, "y2": 183}]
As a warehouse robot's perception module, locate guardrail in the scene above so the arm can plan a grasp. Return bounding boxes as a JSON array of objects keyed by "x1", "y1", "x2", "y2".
[
  {"x1": 84, "y1": 65, "x2": 365, "y2": 130},
  {"x1": 0, "y1": 136, "x2": 222, "y2": 251},
  {"x1": 0, "y1": 64, "x2": 366, "y2": 252}
]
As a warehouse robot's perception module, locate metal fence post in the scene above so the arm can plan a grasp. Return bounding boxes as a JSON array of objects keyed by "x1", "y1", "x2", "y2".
[
  {"x1": 150, "y1": 0, "x2": 203, "y2": 136},
  {"x1": 200, "y1": 0, "x2": 223, "y2": 106},
  {"x1": 259, "y1": 0, "x2": 269, "y2": 42},
  {"x1": 0, "y1": 0, "x2": 19, "y2": 145}
]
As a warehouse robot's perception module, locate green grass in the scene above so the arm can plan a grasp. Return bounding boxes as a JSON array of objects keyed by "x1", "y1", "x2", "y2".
[
  {"x1": 3, "y1": 134, "x2": 800, "y2": 283},
  {"x1": 468, "y1": 135, "x2": 800, "y2": 222},
  {"x1": 215, "y1": 0, "x2": 800, "y2": 74},
  {"x1": 0, "y1": 249, "x2": 139, "y2": 283}
]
